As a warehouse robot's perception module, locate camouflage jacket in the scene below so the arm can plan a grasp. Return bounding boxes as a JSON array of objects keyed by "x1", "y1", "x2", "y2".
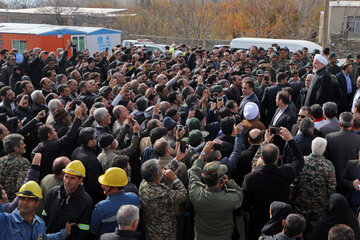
[
  {"x1": 292, "y1": 154, "x2": 336, "y2": 224},
  {"x1": 139, "y1": 180, "x2": 188, "y2": 240},
  {"x1": 0, "y1": 154, "x2": 31, "y2": 201}
]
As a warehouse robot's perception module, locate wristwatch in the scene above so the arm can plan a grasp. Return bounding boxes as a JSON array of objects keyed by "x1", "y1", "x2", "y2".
[{"x1": 201, "y1": 151, "x2": 207, "y2": 157}]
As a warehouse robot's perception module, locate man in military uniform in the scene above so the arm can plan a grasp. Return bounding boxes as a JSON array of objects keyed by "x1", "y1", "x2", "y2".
[
  {"x1": 292, "y1": 137, "x2": 336, "y2": 227},
  {"x1": 139, "y1": 159, "x2": 187, "y2": 240},
  {"x1": 188, "y1": 140, "x2": 243, "y2": 240},
  {"x1": 0, "y1": 133, "x2": 31, "y2": 201},
  {"x1": 328, "y1": 52, "x2": 341, "y2": 75},
  {"x1": 278, "y1": 48, "x2": 289, "y2": 72}
]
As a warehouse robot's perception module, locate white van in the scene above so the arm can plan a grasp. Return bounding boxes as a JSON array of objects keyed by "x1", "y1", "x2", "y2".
[{"x1": 230, "y1": 38, "x2": 322, "y2": 53}]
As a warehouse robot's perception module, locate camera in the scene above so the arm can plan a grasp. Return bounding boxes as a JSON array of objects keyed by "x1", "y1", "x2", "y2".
[
  {"x1": 269, "y1": 126, "x2": 280, "y2": 135},
  {"x1": 213, "y1": 143, "x2": 222, "y2": 150},
  {"x1": 70, "y1": 42, "x2": 77, "y2": 48},
  {"x1": 264, "y1": 76, "x2": 269, "y2": 81}
]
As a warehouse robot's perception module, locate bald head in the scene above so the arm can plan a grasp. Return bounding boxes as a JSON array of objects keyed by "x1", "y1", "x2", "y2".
[
  {"x1": 153, "y1": 137, "x2": 171, "y2": 157},
  {"x1": 52, "y1": 156, "x2": 71, "y2": 176},
  {"x1": 113, "y1": 105, "x2": 129, "y2": 121},
  {"x1": 249, "y1": 128, "x2": 263, "y2": 145}
]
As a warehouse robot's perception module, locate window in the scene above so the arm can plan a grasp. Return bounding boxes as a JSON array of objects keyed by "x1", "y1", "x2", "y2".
[
  {"x1": 346, "y1": 16, "x2": 360, "y2": 33},
  {"x1": 71, "y1": 35, "x2": 85, "y2": 51},
  {"x1": 12, "y1": 40, "x2": 27, "y2": 53}
]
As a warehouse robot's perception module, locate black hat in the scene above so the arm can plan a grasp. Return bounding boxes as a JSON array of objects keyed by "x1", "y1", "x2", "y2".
[{"x1": 98, "y1": 133, "x2": 114, "y2": 148}]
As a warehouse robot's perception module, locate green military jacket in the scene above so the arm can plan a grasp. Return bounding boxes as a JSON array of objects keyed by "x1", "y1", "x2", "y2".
[{"x1": 189, "y1": 158, "x2": 243, "y2": 240}]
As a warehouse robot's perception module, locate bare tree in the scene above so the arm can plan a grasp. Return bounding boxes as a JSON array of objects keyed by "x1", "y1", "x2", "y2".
[{"x1": 36, "y1": 0, "x2": 79, "y2": 25}]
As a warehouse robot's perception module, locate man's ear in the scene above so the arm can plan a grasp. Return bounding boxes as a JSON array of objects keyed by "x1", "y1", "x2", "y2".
[{"x1": 282, "y1": 219, "x2": 285, "y2": 227}]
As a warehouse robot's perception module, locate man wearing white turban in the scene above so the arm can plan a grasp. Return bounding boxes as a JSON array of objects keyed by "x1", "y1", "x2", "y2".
[{"x1": 304, "y1": 54, "x2": 334, "y2": 106}]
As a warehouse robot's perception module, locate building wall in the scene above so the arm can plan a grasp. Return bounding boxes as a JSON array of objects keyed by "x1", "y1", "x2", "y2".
[
  {"x1": 0, "y1": 33, "x2": 72, "y2": 53},
  {"x1": 0, "y1": 11, "x2": 119, "y2": 28},
  {"x1": 330, "y1": 33, "x2": 360, "y2": 57},
  {"x1": 328, "y1": 6, "x2": 358, "y2": 35}
]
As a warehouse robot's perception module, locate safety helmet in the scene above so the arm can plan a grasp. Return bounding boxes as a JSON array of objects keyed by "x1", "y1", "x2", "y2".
[
  {"x1": 16, "y1": 181, "x2": 43, "y2": 199},
  {"x1": 63, "y1": 160, "x2": 86, "y2": 177},
  {"x1": 98, "y1": 167, "x2": 128, "y2": 187}
]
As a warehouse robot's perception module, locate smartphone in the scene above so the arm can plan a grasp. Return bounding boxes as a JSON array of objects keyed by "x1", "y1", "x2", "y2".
[
  {"x1": 218, "y1": 97, "x2": 222, "y2": 102},
  {"x1": 84, "y1": 62, "x2": 88, "y2": 67},
  {"x1": 213, "y1": 143, "x2": 222, "y2": 150},
  {"x1": 269, "y1": 126, "x2": 280, "y2": 135},
  {"x1": 180, "y1": 141, "x2": 187, "y2": 153},
  {"x1": 105, "y1": 47, "x2": 109, "y2": 52},
  {"x1": 21, "y1": 117, "x2": 27, "y2": 123},
  {"x1": 264, "y1": 76, "x2": 269, "y2": 81}
]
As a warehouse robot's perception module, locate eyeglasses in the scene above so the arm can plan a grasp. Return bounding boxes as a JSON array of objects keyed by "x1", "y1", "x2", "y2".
[
  {"x1": 10, "y1": 59, "x2": 16, "y2": 61},
  {"x1": 297, "y1": 114, "x2": 306, "y2": 118}
]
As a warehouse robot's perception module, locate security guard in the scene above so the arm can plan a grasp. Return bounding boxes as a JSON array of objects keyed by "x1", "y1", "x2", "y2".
[
  {"x1": 189, "y1": 141, "x2": 243, "y2": 240},
  {"x1": 90, "y1": 167, "x2": 140, "y2": 239},
  {"x1": 0, "y1": 181, "x2": 72, "y2": 240},
  {"x1": 43, "y1": 160, "x2": 94, "y2": 240}
]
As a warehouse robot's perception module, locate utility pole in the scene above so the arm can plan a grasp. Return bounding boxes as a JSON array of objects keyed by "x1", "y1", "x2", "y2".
[{"x1": 322, "y1": 0, "x2": 329, "y2": 49}]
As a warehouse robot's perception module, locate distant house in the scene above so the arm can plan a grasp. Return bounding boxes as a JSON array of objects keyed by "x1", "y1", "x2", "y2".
[
  {"x1": 0, "y1": 7, "x2": 133, "y2": 27},
  {"x1": 0, "y1": 23, "x2": 122, "y2": 54}
]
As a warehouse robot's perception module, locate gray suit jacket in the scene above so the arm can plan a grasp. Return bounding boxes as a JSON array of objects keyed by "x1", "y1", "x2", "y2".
[{"x1": 318, "y1": 117, "x2": 340, "y2": 136}]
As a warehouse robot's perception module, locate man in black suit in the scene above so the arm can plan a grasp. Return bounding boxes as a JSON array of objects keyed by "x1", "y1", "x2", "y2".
[
  {"x1": 261, "y1": 72, "x2": 288, "y2": 126},
  {"x1": 242, "y1": 127, "x2": 304, "y2": 240},
  {"x1": 270, "y1": 91, "x2": 297, "y2": 152},
  {"x1": 0, "y1": 86, "x2": 16, "y2": 117},
  {"x1": 234, "y1": 128, "x2": 263, "y2": 186},
  {"x1": 291, "y1": 106, "x2": 312, "y2": 136},
  {"x1": 226, "y1": 75, "x2": 242, "y2": 104},
  {"x1": 336, "y1": 63, "x2": 355, "y2": 112},
  {"x1": 108, "y1": 50, "x2": 122, "y2": 70},
  {"x1": 239, "y1": 78, "x2": 260, "y2": 119},
  {"x1": 31, "y1": 90, "x2": 48, "y2": 115},
  {"x1": 326, "y1": 112, "x2": 360, "y2": 192},
  {"x1": 342, "y1": 152, "x2": 360, "y2": 212}
]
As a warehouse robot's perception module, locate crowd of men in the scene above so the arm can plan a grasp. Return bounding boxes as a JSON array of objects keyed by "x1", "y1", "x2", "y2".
[{"x1": 0, "y1": 41, "x2": 359, "y2": 240}]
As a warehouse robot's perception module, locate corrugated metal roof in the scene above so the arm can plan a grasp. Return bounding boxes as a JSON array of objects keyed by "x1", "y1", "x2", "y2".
[
  {"x1": 330, "y1": 1, "x2": 360, "y2": 7},
  {"x1": 0, "y1": 7, "x2": 127, "y2": 16},
  {"x1": 0, "y1": 23, "x2": 121, "y2": 35}
]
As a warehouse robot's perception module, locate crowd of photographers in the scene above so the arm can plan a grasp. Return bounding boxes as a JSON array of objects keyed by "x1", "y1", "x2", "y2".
[{"x1": 0, "y1": 41, "x2": 359, "y2": 240}]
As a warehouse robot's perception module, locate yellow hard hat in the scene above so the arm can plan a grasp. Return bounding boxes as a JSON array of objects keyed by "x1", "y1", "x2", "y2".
[
  {"x1": 63, "y1": 160, "x2": 86, "y2": 177},
  {"x1": 16, "y1": 181, "x2": 43, "y2": 199},
  {"x1": 98, "y1": 167, "x2": 128, "y2": 187}
]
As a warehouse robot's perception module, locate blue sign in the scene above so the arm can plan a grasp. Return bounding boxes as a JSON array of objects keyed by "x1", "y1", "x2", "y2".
[{"x1": 97, "y1": 35, "x2": 111, "y2": 52}]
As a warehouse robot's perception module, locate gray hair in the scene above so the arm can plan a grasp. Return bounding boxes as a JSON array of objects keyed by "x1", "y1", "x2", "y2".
[
  {"x1": 94, "y1": 107, "x2": 108, "y2": 123},
  {"x1": 33, "y1": 47, "x2": 41, "y2": 52},
  {"x1": 339, "y1": 112, "x2": 354, "y2": 129},
  {"x1": 299, "y1": 117, "x2": 314, "y2": 135},
  {"x1": 31, "y1": 90, "x2": 42, "y2": 102},
  {"x1": 117, "y1": 205, "x2": 139, "y2": 228},
  {"x1": 48, "y1": 99, "x2": 62, "y2": 113},
  {"x1": 141, "y1": 159, "x2": 160, "y2": 182},
  {"x1": 3, "y1": 134, "x2": 24, "y2": 153},
  {"x1": 312, "y1": 137, "x2": 327, "y2": 156},
  {"x1": 113, "y1": 71, "x2": 124, "y2": 80}
]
